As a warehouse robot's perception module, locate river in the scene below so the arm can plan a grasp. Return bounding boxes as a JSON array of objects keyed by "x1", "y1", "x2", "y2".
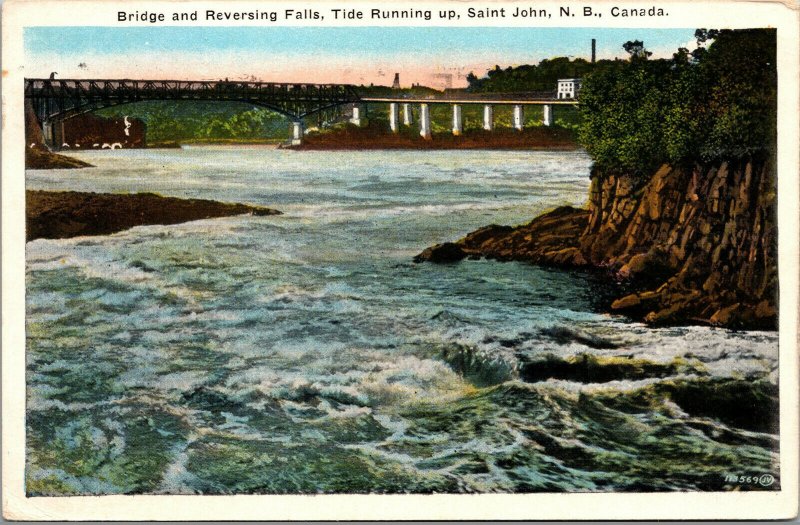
[{"x1": 25, "y1": 146, "x2": 779, "y2": 494}]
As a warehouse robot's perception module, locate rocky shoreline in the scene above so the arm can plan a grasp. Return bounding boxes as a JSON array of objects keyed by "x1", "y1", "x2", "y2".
[
  {"x1": 416, "y1": 158, "x2": 777, "y2": 330},
  {"x1": 293, "y1": 126, "x2": 580, "y2": 151},
  {"x1": 26, "y1": 190, "x2": 281, "y2": 242},
  {"x1": 26, "y1": 147, "x2": 93, "y2": 170}
]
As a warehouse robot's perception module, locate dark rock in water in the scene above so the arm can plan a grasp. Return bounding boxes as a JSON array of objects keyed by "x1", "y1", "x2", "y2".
[
  {"x1": 181, "y1": 387, "x2": 241, "y2": 412},
  {"x1": 26, "y1": 190, "x2": 282, "y2": 241},
  {"x1": 596, "y1": 378, "x2": 780, "y2": 434},
  {"x1": 518, "y1": 353, "x2": 685, "y2": 384},
  {"x1": 657, "y1": 378, "x2": 779, "y2": 434},
  {"x1": 433, "y1": 342, "x2": 513, "y2": 387},
  {"x1": 413, "y1": 242, "x2": 467, "y2": 263},
  {"x1": 539, "y1": 326, "x2": 621, "y2": 349}
]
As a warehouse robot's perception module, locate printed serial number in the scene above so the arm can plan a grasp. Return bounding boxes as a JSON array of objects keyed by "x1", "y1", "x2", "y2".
[{"x1": 724, "y1": 474, "x2": 775, "y2": 486}]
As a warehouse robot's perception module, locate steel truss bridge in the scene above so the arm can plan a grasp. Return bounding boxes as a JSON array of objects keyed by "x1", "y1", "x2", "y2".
[
  {"x1": 24, "y1": 78, "x2": 572, "y2": 122},
  {"x1": 24, "y1": 78, "x2": 364, "y2": 124}
]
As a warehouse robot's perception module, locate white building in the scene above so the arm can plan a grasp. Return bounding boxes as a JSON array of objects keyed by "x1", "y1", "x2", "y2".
[{"x1": 557, "y1": 78, "x2": 582, "y2": 99}]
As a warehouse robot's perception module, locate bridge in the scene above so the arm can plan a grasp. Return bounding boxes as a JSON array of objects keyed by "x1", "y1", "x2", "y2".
[{"x1": 24, "y1": 77, "x2": 578, "y2": 148}]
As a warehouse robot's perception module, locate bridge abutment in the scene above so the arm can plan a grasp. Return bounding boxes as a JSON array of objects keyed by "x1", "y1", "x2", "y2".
[
  {"x1": 419, "y1": 104, "x2": 432, "y2": 140},
  {"x1": 483, "y1": 105, "x2": 494, "y2": 131}
]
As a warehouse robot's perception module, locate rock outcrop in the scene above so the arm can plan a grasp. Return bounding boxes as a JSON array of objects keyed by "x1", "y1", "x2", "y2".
[
  {"x1": 414, "y1": 206, "x2": 589, "y2": 266},
  {"x1": 26, "y1": 191, "x2": 281, "y2": 241},
  {"x1": 416, "y1": 158, "x2": 777, "y2": 330},
  {"x1": 25, "y1": 147, "x2": 93, "y2": 170}
]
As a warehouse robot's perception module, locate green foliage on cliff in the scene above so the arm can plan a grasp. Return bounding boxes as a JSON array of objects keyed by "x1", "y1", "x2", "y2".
[
  {"x1": 466, "y1": 57, "x2": 603, "y2": 93},
  {"x1": 577, "y1": 29, "x2": 777, "y2": 174}
]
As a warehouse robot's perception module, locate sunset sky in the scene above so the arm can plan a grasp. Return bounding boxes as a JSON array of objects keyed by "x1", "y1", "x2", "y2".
[{"x1": 25, "y1": 27, "x2": 696, "y2": 88}]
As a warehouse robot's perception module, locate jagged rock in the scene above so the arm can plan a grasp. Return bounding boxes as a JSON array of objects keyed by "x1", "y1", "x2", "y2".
[
  {"x1": 611, "y1": 293, "x2": 640, "y2": 310},
  {"x1": 543, "y1": 247, "x2": 587, "y2": 266},
  {"x1": 710, "y1": 303, "x2": 743, "y2": 326},
  {"x1": 413, "y1": 242, "x2": 467, "y2": 263},
  {"x1": 415, "y1": 206, "x2": 590, "y2": 267}
]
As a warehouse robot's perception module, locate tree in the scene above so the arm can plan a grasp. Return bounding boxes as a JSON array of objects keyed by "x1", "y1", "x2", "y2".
[
  {"x1": 577, "y1": 29, "x2": 776, "y2": 175},
  {"x1": 622, "y1": 40, "x2": 653, "y2": 61}
]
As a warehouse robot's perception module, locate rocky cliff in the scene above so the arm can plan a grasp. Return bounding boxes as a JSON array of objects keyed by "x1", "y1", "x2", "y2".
[{"x1": 416, "y1": 157, "x2": 778, "y2": 330}]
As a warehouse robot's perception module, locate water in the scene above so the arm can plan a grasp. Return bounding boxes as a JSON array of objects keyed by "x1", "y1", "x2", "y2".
[{"x1": 26, "y1": 147, "x2": 779, "y2": 494}]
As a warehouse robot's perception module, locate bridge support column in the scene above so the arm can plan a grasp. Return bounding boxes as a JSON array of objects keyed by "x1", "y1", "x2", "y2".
[
  {"x1": 42, "y1": 121, "x2": 55, "y2": 149},
  {"x1": 513, "y1": 105, "x2": 524, "y2": 131},
  {"x1": 56, "y1": 121, "x2": 66, "y2": 149},
  {"x1": 452, "y1": 104, "x2": 463, "y2": 136},
  {"x1": 350, "y1": 105, "x2": 362, "y2": 126},
  {"x1": 419, "y1": 104, "x2": 432, "y2": 140},
  {"x1": 483, "y1": 105, "x2": 494, "y2": 131},
  {"x1": 543, "y1": 104, "x2": 553, "y2": 126},
  {"x1": 291, "y1": 121, "x2": 304, "y2": 145},
  {"x1": 403, "y1": 103, "x2": 413, "y2": 126},
  {"x1": 389, "y1": 103, "x2": 400, "y2": 133}
]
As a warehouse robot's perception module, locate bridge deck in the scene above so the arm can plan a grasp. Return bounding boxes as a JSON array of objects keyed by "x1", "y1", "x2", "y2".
[{"x1": 361, "y1": 97, "x2": 576, "y2": 105}]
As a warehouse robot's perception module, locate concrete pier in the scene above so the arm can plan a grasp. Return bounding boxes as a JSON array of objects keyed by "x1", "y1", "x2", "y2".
[
  {"x1": 389, "y1": 103, "x2": 400, "y2": 133},
  {"x1": 452, "y1": 104, "x2": 463, "y2": 136},
  {"x1": 513, "y1": 105, "x2": 524, "y2": 131},
  {"x1": 43, "y1": 121, "x2": 54, "y2": 147},
  {"x1": 543, "y1": 104, "x2": 553, "y2": 126},
  {"x1": 350, "y1": 105, "x2": 362, "y2": 126},
  {"x1": 403, "y1": 103, "x2": 413, "y2": 126},
  {"x1": 291, "y1": 121, "x2": 303, "y2": 145},
  {"x1": 419, "y1": 104, "x2": 432, "y2": 140},
  {"x1": 42, "y1": 120, "x2": 66, "y2": 149},
  {"x1": 483, "y1": 105, "x2": 494, "y2": 131}
]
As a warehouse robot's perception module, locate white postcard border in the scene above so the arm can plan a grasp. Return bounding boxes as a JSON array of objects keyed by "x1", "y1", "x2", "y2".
[{"x1": 3, "y1": 0, "x2": 798, "y2": 520}]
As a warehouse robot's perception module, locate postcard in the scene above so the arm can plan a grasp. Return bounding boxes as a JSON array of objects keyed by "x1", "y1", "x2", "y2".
[{"x1": 2, "y1": 0, "x2": 798, "y2": 520}]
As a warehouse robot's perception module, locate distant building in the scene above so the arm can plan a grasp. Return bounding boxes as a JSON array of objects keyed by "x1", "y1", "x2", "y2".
[
  {"x1": 557, "y1": 78, "x2": 582, "y2": 99},
  {"x1": 392, "y1": 73, "x2": 400, "y2": 89}
]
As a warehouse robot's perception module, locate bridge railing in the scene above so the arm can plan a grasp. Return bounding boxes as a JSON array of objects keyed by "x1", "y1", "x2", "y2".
[{"x1": 357, "y1": 90, "x2": 558, "y2": 101}]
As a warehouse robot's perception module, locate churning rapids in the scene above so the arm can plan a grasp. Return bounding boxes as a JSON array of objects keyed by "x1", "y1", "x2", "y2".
[{"x1": 26, "y1": 147, "x2": 779, "y2": 494}]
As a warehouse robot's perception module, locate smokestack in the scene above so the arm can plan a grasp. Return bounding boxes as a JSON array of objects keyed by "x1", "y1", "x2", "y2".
[
  {"x1": 392, "y1": 73, "x2": 400, "y2": 89},
  {"x1": 591, "y1": 38, "x2": 596, "y2": 63}
]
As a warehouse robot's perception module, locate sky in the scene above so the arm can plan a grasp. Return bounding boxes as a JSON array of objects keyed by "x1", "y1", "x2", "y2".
[{"x1": 25, "y1": 27, "x2": 697, "y2": 88}]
